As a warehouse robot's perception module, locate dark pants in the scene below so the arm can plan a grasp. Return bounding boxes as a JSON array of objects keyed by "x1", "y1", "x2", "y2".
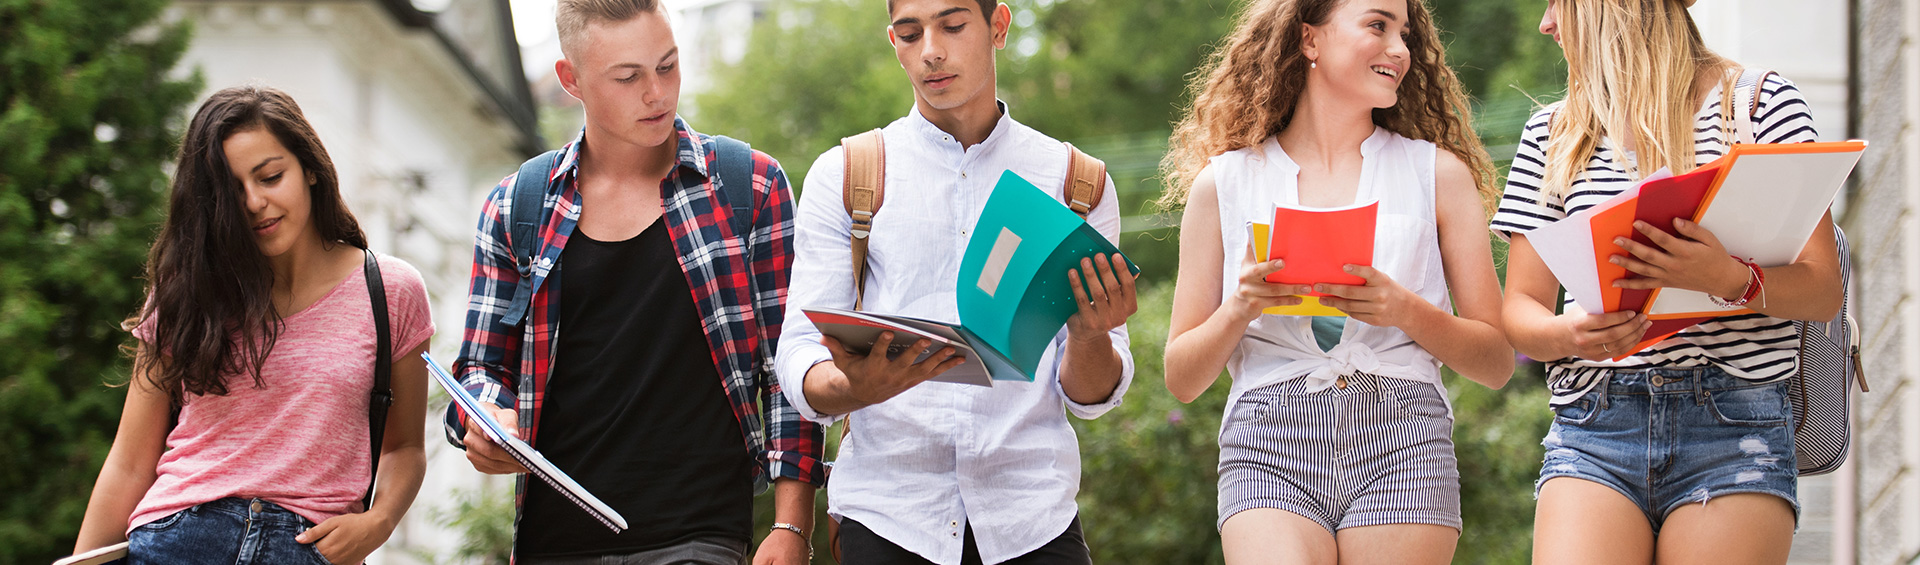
[
  {"x1": 517, "y1": 537, "x2": 749, "y2": 565},
  {"x1": 840, "y1": 516, "x2": 1091, "y2": 565}
]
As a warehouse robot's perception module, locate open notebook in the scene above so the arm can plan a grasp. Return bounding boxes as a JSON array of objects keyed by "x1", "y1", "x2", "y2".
[{"x1": 808, "y1": 170, "x2": 1138, "y2": 385}]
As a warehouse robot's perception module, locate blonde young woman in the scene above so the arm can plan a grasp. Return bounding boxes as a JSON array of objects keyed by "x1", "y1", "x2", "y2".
[
  {"x1": 1162, "y1": 0, "x2": 1513, "y2": 562},
  {"x1": 1495, "y1": 1, "x2": 1840, "y2": 563}
]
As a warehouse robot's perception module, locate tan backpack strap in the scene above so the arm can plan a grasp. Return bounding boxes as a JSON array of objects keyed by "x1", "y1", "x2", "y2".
[
  {"x1": 842, "y1": 129, "x2": 885, "y2": 311},
  {"x1": 1062, "y1": 142, "x2": 1107, "y2": 217}
]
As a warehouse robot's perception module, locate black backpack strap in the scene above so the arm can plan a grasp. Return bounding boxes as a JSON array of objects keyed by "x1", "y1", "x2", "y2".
[
  {"x1": 710, "y1": 135, "x2": 758, "y2": 238},
  {"x1": 501, "y1": 150, "x2": 564, "y2": 327},
  {"x1": 362, "y1": 248, "x2": 393, "y2": 511}
]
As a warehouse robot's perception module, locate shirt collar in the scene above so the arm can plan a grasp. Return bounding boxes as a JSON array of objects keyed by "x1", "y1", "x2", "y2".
[{"x1": 905, "y1": 99, "x2": 1015, "y2": 149}]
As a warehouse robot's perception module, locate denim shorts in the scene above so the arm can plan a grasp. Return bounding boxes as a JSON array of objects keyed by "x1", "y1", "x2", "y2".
[
  {"x1": 128, "y1": 497, "x2": 333, "y2": 565},
  {"x1": 1537, "y1": 366, "x2": 1799, "y2": 532}
]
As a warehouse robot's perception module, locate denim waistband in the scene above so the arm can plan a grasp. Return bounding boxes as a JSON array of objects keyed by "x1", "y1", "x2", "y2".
[
  {"x1": 189, "y1": 497, "x2": 314, "y2": 527},
  {"x1": 1600, "y1": 366, "x2": 1780, "y2": 396}
]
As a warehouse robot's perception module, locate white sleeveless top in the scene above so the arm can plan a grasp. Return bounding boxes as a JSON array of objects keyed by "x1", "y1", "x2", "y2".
[{"x1": 1211, "y1": 128, "x2": 1452, "y2": 432}]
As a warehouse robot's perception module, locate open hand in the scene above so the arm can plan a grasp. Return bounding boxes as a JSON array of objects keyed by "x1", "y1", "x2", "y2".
[
  {"x1": 1315, "y1": 265, "x2": 1425, "y2": 329},
  {"x1": 1611, "y1": 219, "x2": 1751, "y2": 299},
  {"x1": 1066, "y1": 253, "x2": 1140, "y2": 342},
  {"x1": 823, "y1": 333, "x2": 964, "y2": 407},
  {"x1": 1561, "y1": 309, "x2": 1652, "y2": 361},
  {"x1": 1223, "y1": 243, "x2": 1313, "y2": 323}
]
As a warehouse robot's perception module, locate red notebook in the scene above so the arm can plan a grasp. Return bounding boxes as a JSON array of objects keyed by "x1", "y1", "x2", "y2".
[
  {"x1": 1263, "y1": 200, "x2": 1377, "y2": 294},
  {"x1": 1616, "y1": 163, "x2": 1722, "y2": 353}
]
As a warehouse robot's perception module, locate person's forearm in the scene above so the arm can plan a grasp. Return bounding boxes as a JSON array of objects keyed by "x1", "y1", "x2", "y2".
[
  {"x1": 1397, "y1": 301, "x2": 1514, "y2": 388},
  {"x1": 366, "y1": 443, "x2": 427, "y2": 530},
  {"x1": 1740, "y1": 261, "x2": 1843, "y2": 321},
  {"x1": 74, "y1": 459, "x2": 157, "y2": 551},
  {"x1": 1059, "y1": 333, "x2": 1122, "y2": 405},
  {"x1": 801, "y1": 361, "x2": 863, "y2": 417},
  {"x1": 1504, "y1": 293, "x2": 1577, "y2": 361},
  {"x1": 771, "y1": 478, "x2": 815, "y2": 533},
  {"x1": 1165, "y1": 308, "x2": 1250, "y2": 403}
]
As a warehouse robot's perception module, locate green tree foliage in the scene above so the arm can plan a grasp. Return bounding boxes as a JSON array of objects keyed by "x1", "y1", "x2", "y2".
[
  {"x1": 0, "y1": 0, "x2": 200, "y2": 561},
  {"x1": 691, "y1": 0, "x2": 913, "y2": 186}
]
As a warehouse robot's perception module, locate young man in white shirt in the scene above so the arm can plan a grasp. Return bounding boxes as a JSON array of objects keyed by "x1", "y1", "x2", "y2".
[{"x1": 773, "y1": 1, "x2": 1137, "y2": 564}]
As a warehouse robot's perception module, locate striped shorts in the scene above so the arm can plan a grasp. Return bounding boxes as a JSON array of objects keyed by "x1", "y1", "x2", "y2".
[{"x1": 1217, "y1": 372, "x2": 1462, "y2": 534}]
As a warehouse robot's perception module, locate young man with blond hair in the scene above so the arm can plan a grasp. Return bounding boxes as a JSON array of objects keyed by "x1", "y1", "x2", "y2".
[
  {"x1": 775, "y1": 1, "x2": 1138, "y2": 564},
  {"x1": 444, "y1": 1, "x2": 822, "y2": 563}
]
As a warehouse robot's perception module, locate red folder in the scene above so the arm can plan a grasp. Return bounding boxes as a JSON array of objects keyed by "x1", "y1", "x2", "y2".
[{"x1": 1263, "y1": 201, "x2": 1376, "y2": 295}]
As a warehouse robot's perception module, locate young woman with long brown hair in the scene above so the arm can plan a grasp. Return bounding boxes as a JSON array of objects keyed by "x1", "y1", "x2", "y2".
[
  {"x1": 71, "y1": 85, "x2": 435, "y2": 565},
  {"x1": 1494, "y1": 1, "x2": 1840, "y2": 563},
  {"x1": 1161, "y1": 0, "x2": 1513, "y2": 562}
]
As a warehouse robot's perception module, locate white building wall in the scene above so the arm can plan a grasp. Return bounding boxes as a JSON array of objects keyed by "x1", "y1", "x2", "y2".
[{"x1": 170, "y1": 3, "x2": 528, "y2": 563}]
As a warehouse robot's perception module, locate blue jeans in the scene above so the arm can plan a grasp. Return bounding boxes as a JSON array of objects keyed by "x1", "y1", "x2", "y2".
[
  {"x1": 1537, "y1": 366, "x2": 1799, "y2": 532},
  {"x1": 128, "y1": 497, "x2": 333, "y2": 565}
]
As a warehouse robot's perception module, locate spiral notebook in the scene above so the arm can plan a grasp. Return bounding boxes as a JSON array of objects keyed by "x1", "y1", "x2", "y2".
[{"x1": 423, "y1": 352, "x2": 628, "y2": 533}]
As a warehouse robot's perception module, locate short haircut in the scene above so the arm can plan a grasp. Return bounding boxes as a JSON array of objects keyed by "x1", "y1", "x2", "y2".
[
  {"x1": 887, "y1": 0, "x2": 999, "y2": 23},
  {"x1": 556, "y1": 0, "x2": 665, "y2": 59}
]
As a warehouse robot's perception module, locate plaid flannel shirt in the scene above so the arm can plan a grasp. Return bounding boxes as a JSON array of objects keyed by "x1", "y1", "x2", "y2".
[{"x1": 442, "y1": 118, "x2": 825, "y2": 495}]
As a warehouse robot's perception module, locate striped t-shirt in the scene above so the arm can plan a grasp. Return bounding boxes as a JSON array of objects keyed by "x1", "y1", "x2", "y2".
[{"x1": 1491, "y1": 72, "x2": 1818, "y2": 406}]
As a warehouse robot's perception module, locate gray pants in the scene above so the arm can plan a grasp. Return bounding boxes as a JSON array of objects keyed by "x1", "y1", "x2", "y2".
[{"x1": 518, "y1": 538, "x2": 750, "y2": 565}]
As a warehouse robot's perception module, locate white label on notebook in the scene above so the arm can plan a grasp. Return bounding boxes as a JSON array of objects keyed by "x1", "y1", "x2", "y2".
[{"x1": 977, "y1": 227, "x2": 1022, "y2": 297}]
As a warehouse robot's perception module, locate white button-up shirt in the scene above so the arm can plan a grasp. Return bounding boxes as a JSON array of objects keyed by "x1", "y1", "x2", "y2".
[{"x1": 776, "y1": 104, "x2": 1133, "y2": 565}]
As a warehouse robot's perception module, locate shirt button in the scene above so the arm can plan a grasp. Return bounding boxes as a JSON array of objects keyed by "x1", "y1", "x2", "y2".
[
  {"x1": 950, "y1": 520, "x2": 959, "y2": 527},
  {"x1": 961, "y1": 171, "x2": 968, "y2": 179},
  {"x1": 1336, "y1": 377, "x2": 1349, "y2": 390}
]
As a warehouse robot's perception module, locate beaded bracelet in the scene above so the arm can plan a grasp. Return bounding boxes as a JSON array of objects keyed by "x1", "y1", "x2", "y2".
[{"x1": 1710, "y1": 255, "x2": 1765, "y2": 308}]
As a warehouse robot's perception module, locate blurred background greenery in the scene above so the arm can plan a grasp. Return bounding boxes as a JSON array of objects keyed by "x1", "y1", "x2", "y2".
[{"x1": 0, "y1": 0, "x2": 1569, "y2": 562}]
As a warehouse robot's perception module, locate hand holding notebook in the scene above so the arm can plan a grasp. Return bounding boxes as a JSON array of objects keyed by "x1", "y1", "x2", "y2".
[
  {"x1": 424, "y1": 352, "x2": 629, "y2": 533},
  {"x1": 1247, "y1": 200, "x2": 1379, "y2": 317},
  {"x1": 808, "y1": 170, "x2": 1139, "y2": 387},
  {"x1": 1526, "y1": 140, "x2": 1866, "y2": 358}
]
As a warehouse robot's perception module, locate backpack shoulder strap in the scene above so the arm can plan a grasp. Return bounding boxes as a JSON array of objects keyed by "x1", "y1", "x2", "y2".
[
  {"x1": 1062, "y1": 142, "x2": 1107, "y2": 217},
  {"x1": 360, "y1": 248, "x2": 392, "y2": 512},
  {"x1": 501, "y1": 150, "x2": 564, "y2": 327},
  {"x1": 842, "y1": 129, "x2": 885, "y2": 311},
  {"x1": 509, "y1": 150, "x2": 563, "y2": 272},
  {"x1": 711, "y1": 135, "x2": 759, "y2": 238},
  {"x1": 1730, "y1": 67, "x2": 1774, "y2": 145}
]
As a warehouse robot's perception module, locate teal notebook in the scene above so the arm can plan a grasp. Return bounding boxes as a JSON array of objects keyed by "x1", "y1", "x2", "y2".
[{"x1": 804, "y1": 170, "x2": 1139, "y2": 385}]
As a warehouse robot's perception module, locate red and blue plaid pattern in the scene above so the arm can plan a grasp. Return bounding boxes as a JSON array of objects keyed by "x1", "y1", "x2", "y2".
[{"x1": 442, "y1": 118, "x2": 824, "y2": 494}]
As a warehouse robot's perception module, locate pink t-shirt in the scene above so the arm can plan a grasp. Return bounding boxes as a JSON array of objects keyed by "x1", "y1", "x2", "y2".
[{"x1": 128, "y1": 254, "x2": 433, "y2": 531}]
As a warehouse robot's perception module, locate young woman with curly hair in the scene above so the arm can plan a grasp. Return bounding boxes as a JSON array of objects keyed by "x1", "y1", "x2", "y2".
[{"x1": 1161, "y1": 0, "x2": 1513, "y2": 562}]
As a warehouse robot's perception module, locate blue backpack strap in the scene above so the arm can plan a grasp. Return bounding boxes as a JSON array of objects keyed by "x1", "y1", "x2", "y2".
[
  {"x1": 711, "y1": 135, "x2": 758, "y2": 237},
  {"x1": 501, "y1": 149, "x2": 563, "y2": 327}
]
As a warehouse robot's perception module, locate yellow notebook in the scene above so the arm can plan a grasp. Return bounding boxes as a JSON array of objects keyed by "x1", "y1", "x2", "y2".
[{"x1": 1249, "y1": 222, "x2": 1347, "y2": 317}]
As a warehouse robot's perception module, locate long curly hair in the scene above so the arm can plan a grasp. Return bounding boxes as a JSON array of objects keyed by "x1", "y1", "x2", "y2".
[
  {"x1": 132, "y1": 85, "x2": 365, "y2": 406},
  {"x1": 1158, "y1": 0, "x2": 1494, "y2": 212}
]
